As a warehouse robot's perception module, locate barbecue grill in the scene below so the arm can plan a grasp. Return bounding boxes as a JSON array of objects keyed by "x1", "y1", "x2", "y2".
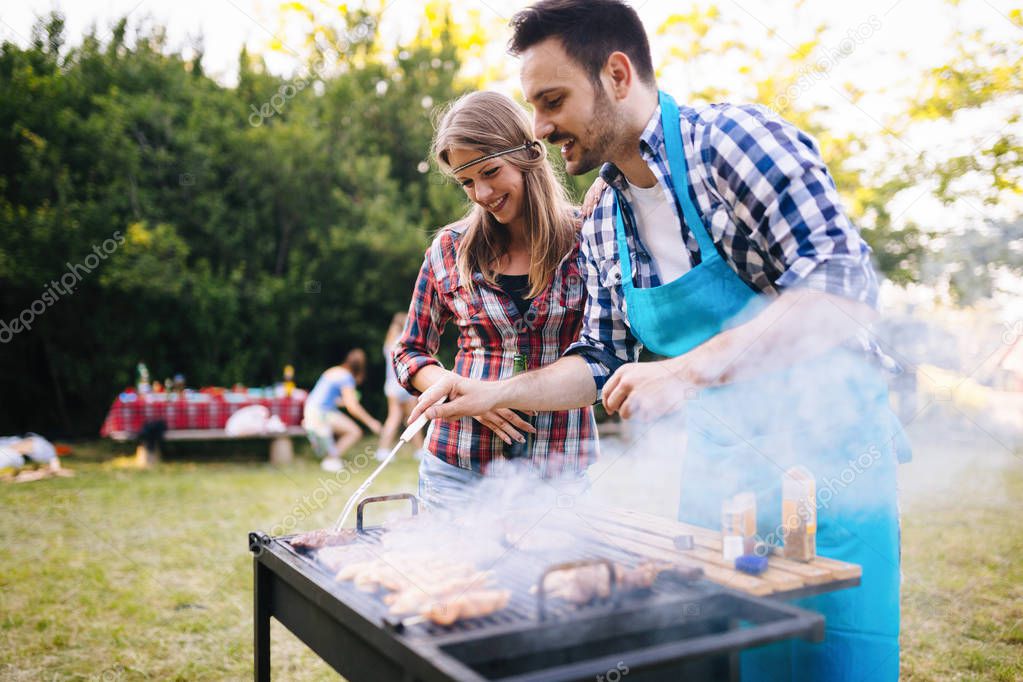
[{"x1": 250, "y1": 494, "x2": 841, "y2": 681}]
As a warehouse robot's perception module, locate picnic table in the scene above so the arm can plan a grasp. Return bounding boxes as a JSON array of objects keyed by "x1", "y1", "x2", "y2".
[{"x1": 100, "y1": 389, "x2": 308, "y2": 465}]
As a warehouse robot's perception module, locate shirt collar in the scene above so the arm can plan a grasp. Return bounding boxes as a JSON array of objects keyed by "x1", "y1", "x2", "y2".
[{"x1": 598, "y1": 103, "x2": 664, "y2": 191}]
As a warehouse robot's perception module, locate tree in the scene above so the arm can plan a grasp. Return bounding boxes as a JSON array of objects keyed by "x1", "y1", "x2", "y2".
[{"x1": 0, "y1": 9, "x2": 468, "y2": 434}]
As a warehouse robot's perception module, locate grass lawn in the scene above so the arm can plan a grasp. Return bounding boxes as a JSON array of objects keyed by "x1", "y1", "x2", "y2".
[{"x1": 1, "y1": 426, "x2": 1020, "y2": 681}]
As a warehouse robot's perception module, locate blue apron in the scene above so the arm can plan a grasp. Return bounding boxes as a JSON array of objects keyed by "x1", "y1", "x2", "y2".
[{"x1": 613, "y1": 92, "x2": 904, "y2": 682}]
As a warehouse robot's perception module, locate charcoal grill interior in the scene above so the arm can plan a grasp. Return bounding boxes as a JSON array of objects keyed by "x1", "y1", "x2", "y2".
[{"x1": 251, "y1": 494, "x2": 826, "y2": 681}]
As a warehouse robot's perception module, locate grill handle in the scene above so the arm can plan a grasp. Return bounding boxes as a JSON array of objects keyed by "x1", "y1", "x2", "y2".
[
  {"x1": 537, "y1": 558, "x2": 618, "y2": 622},
  {"x1": 356, "y1": 493, "x2": 420, "y2": 532},
  {"x1": 248, "y1": 531, "x2": 271, "y2": 555}
]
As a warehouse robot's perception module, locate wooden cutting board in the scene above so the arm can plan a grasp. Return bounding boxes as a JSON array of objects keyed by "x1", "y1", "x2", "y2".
[{"x1": 577, "y1": 507, "x2": 861, "y2": 598}]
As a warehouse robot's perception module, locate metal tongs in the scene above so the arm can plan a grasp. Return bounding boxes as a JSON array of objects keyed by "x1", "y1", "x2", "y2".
[{"x1": 332, "y1": 396, "x2": 445, "y2": 531}]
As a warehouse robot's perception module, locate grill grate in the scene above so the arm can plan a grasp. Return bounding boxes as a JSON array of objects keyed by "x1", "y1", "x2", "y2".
[{"x1": 284, "y1": 521, "x2": 708, "y2": 640}]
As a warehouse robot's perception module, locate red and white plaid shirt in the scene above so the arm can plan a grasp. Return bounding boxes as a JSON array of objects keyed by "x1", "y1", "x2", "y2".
[{"x1": 393, "y1": 224, "x2": 599, "y2": 477}]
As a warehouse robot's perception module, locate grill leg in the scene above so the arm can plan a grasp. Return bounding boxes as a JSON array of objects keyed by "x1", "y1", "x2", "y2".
[
  {"x1": 729, "y1": 650, "x2": 740, "y2": 682},
  {"x1": 254, "y1": 560, "x2": 271, "y2": 682}
]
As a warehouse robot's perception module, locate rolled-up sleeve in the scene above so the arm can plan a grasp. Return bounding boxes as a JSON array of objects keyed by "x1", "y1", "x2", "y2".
[
  {"x1": 563, "y1": 224, "x2": 641, "y2": 397},
  {"x1": 392, "y1": 250, "x2": 450, "y2": 394},
  {"x1": 702, "y1": 106, "x2": 879, "y2": 309}
]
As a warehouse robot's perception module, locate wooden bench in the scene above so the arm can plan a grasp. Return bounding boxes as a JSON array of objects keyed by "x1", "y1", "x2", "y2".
[{"x1": 109, "y1": 426, "x2": 307, "y2": 467}]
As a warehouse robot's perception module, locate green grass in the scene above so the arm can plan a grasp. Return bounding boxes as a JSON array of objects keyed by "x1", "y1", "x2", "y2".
[
  {"x1": 0, "y1": 439, "x2": 417, "y2": 681},
  {"x1": 899, "y1": 460, "x2": 1023, "y2": 681},
  {"x1": 1, "y1": 435, "x2": 1020, "y2": 680}
]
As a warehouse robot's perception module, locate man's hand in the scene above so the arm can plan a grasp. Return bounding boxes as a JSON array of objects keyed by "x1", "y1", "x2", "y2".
[
  {"x1": 602, "y1": 359, "x2": 700, "y2": 420},
  {"x1": 408, "y1": 373, "x2": 504, "y2": 424}
]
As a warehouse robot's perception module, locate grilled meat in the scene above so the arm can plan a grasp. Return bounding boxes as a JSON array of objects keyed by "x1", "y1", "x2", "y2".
[
  {"x1": 420, "y1": 589, "x2": 511, "y2": 626},
  {"x1": 330, "y1": 548, "x2": 508, "y2": 623},
  {"x1": 336, "y1": 554, "x2": 479, "y2": 593},
  {"x1": 384, "y1": 570, "x2": 495, "y2": 614},
  {"x1": 315, "y1": 546, "x2": 375, "y2": 573},
  {"x1": 541, "y1": 564, "x2": 613, "y2": 603},
  {"x1": 541, "y1": 561, "x2": 673, "y2": 605},
  {"x1": 290, "y1": 528, "x2": 358, "y2": 550},
  {"x1": 617, "y1": 561, "x2": 672, "y2": 591}
]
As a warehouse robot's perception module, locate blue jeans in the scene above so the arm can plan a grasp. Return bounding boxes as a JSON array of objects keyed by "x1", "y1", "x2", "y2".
[
  {"x1": 417, "y1": 453, "x2": 591, "y2": 510},
  {"x1": 417, "y1": 453, "x2": 485, "y2": 510}
]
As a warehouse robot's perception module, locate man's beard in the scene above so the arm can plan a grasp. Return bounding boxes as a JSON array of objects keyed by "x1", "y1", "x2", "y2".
[{"x1": 569, "y1": 88, "x2": 621, "y2": 176}]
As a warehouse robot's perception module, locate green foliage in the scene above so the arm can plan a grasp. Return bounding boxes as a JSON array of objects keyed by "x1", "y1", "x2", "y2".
[{"x1": 0, "y1": 11, "x2": 468, "y2": 435}]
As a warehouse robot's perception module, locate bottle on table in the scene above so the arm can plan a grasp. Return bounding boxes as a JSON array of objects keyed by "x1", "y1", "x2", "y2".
[
  {"x1": 136, "y1": 362, "x2": 151, "y2": 394},
  {"x1": 721, "y1": 497, "x2": 744, "y2": 561},
  {"x1": 722, "y1": 491, "x2": 757, "y2": 561},
  {"x1": 283, "y1": 364, "x2": 295, "y2": 397},
  {"x1": 734, "y1": 491, "x2": 757, "y2": 555},
  {"x1": 782, "y1": 466, "x2": 817, "y2": 562},
  {"x1": 504, "y1": 353, "x2": 532, "y2": 460}
]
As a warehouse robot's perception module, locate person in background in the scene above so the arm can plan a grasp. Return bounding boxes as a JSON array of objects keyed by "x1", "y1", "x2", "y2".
[
  {"x1": 376, "y1": 312, "x2": 427, "y2": 462},
  {"x1": 303, "y1": 348, "x2": 381, "y2": 472},
  {"x1": 392, "y1": 90, "x2": 597, "y2": 510}
]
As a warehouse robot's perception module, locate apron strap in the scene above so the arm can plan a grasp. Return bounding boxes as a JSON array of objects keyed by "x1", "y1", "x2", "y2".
[
  {"x1": 613, "y1": 91, "x2": 720, "y2": 288},
  {"x1": 658, "y1": 91, "x2": 719, "y2": 258}
]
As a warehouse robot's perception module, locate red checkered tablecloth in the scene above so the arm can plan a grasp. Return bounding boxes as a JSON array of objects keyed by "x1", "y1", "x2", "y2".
[{"x1": 100, "y1": 392, "x2": 306, "y2": 438}]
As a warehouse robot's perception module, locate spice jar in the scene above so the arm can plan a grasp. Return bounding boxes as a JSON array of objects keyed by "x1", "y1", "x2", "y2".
[
  {"x1": 721, "y1": 497, "x2": 745, "y2": 561},
  {"x1": 782, "y1": 466, "x2": 816, "y2": 562}
]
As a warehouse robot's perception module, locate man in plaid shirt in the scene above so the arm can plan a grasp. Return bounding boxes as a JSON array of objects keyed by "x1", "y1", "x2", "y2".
[{"x1": 412, "y1": 2, "x2": 906, "y2": 681}]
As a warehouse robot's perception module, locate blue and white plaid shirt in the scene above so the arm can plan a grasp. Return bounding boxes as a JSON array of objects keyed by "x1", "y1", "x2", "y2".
[{"x1": 565, "y1": 101, "x2": 883, "y2": 393}]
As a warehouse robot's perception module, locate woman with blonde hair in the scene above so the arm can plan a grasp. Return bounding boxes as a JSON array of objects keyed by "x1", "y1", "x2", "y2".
[
  {"x1": 376, "y1": 312, "x2": 427, "y2": 462},
  {"x1": 393, "y1": 91, "x2": 597, "y2": 508}
]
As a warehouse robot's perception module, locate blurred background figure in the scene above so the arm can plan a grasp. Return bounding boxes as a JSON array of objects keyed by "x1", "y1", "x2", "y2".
[
  {"x1": 377, "y1": 313, "x2": 426, "y2": 462},
  {"x1": 302, "y1": 349, "x2": 381, "y2": 472}
]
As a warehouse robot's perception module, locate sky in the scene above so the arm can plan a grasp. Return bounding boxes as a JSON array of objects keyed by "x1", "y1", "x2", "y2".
[{"x1": 3, "y1": 1, "x2": 1017, "y2": 91}]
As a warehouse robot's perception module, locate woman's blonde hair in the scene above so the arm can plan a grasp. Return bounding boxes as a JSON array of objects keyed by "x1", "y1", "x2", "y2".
[
  {"x1": 432, "y1": 91, "x2": 577, "y2": 298},
  {"x1": 384, "y1": 312, "x2": 407, "y2": 347}
]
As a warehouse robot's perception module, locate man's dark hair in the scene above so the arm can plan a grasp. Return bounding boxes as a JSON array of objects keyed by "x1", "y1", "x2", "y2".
[{"x1": 509, "y1": 0, "x2": 655, "y2": 86}]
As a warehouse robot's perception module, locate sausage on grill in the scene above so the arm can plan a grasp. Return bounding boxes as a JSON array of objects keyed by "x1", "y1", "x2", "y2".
[
  {"x1": 541, "y1": 561, "x2": 673, "y2": 604},
  {"x1": 421, "y1": 589, "x2": 511, "y2": 626},
  {"x1": 385, "y1": 570, "x2": 495, "y2": 614},
  {"x1": 290, "y1": 528, "x2": 358, "y2": 550}
]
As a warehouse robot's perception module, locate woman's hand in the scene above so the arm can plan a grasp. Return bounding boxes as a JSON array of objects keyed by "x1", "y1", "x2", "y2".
[
  {"x1": 409, "y1": 372, "x2": 498, "y2": 424},
  {"x1": 474, "y1": 408, "x2": 537, "y2": 446},
  {"x1": 579, "y1": 176, "x2": 608, "y2": 219},
  {"x1": 408, "y1": 373, "x2": 535, "y2": 445},
  {"x1": 367, "y1": 418, "x2": 382, "y2": 435}
]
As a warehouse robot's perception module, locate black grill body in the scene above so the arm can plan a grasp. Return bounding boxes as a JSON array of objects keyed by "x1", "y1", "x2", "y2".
[{"x1": 249, "y1": 496, "x2": 828, "y2": 682}]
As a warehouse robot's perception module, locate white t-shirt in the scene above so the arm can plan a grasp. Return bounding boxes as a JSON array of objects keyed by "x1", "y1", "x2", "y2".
[{"x1": 624, "y1": 178, "x2": 692, "y2": 282}]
